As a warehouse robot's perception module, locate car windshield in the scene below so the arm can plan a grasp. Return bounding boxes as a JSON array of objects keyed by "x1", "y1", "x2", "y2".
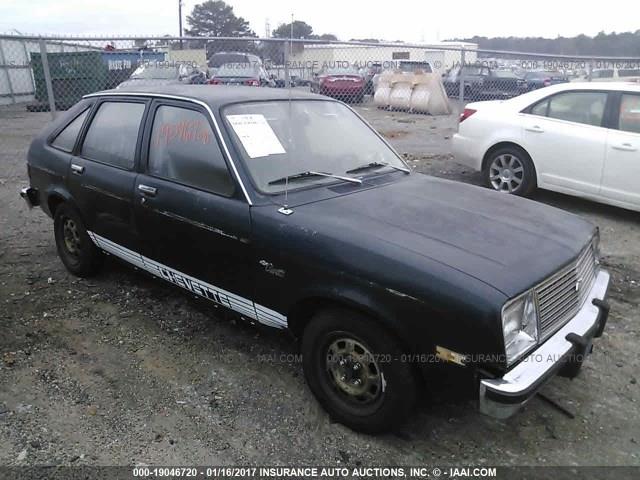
[
  {"x1": 130, "y1": 65, "x2": 180, "y2": 80},
  {"x1": 223, "y1": 100, "x2": 407, "y2": 194},
  {"x1": 216, "y1": 63, "x2": 259, "y2": 77}
]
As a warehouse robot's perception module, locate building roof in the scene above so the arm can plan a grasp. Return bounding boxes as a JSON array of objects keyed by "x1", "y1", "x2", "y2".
[{"x1": 87, "y1": 85, "x2": 323, "y2": 108}]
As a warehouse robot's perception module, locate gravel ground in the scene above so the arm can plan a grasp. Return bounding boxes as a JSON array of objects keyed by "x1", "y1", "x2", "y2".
[{"x1": 0, "y1": 101, "x2": 638, "y2": 467}]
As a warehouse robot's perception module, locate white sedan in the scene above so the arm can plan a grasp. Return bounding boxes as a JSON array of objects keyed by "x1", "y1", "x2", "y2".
[{"x1": 452, "y1": 82, "x2": 640, "y2": 211}]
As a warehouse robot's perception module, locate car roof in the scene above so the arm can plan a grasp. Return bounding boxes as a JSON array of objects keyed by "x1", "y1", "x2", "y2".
[{"x1": 85, "y1": 85, "x2": 324, "y2": 108}]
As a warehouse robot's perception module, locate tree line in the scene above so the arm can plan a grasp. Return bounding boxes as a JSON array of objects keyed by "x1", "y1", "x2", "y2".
[{"x1": 455, "y1": 31, "x2": 640, "y2": 56}]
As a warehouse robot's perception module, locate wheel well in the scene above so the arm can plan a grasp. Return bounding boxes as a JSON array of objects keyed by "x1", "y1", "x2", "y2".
[
  {"x1": 47, "y1": 194, "x2": 65, "y2": 217},
  {"x1": 481, "y1": 142, "x2": 532, "y2": 172},
  {"x1": 287, "y1": 296, "x2": 413, "y2": 353}
]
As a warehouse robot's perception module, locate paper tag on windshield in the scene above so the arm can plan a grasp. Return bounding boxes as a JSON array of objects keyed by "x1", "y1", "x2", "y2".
[{"x1": 226, "y1": 114, "x2": 286, "y2": 158}]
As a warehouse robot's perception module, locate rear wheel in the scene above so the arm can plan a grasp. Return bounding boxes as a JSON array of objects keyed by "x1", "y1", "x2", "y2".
[
  {"x1": 54, "y1": 203, "x2": 103, "y2": 277},
  {"x1": 484, "y1": 146, "x2": 536, "y2": 197},
  {"x1": 302, "y1": 308, "x2": 417, "y2": 433}
]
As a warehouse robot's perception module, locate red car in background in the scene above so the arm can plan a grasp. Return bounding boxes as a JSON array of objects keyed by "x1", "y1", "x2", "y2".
[{"x1": 310, "y1": 67, "x2": 365, "y2": 103}]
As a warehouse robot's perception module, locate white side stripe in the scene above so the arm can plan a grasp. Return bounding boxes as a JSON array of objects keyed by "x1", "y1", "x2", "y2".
[{"x1": 88, "y1": 232, "x2": 287, "y2": 329}]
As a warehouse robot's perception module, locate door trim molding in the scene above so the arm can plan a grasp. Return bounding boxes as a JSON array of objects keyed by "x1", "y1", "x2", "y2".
[{"x1": 87, "y1": 231, "x2": 287, "y2": 329}]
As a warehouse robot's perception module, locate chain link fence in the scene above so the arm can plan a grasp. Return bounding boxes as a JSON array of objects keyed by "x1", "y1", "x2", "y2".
[{"x1": 2, "y1": 34, "x2": 640, "y2": 119}]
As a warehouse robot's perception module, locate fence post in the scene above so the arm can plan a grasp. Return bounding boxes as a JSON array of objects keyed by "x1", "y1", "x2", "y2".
[
  {"x1": 283, "y1": 40, "x2": 290, "y2": 87},
  {"x1": 0, "y1": 41, "x2": 16, "y2": 104},
  {"x1": 587, "y1": 58, "x2": 594, "y2": 82},
  {"x1": 458, "y1": 48, "x2": 466, "y2": 104},
  {"x1": 38, "y1": 38, "x2": 57, "y2": 119}
]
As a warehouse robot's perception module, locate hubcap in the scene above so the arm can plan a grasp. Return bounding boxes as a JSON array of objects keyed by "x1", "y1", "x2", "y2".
[
  {"x1": 489, "y1": 154, "x2": 524, "y2": 193},
  {"x1": 325, "y1": 337, "x2": 382, "y2": 404},
  {"x1": 62, "y1": 218, "x2": 82, "y2": 257}
]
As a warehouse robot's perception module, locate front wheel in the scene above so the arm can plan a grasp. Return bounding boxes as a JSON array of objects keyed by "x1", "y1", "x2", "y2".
[
  {"x1": 483, "y1": 146, "x2": 536, "y2": 196},
  {"x1": 302, "y1": 308, "x2": 417, "y2": 433}
]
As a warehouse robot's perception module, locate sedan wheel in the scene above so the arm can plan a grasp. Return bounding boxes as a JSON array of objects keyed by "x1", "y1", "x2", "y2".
[
  {"x1": 489, "y1": 153, "x2": 524, "y2": 193},
  {"x1": 484, "y1": 146, "x2": 536, "y2": 197}
]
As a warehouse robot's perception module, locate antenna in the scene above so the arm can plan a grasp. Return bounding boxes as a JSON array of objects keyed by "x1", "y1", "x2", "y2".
[{"x1": 283, "y1": 13, "x2": 294, "y2": 208}]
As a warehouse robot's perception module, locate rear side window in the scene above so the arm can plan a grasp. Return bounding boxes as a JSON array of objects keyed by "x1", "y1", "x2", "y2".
[
  {"x1": 51, "y1": 109, "x2": 89, "y2": 152},
  {"x1": 531, "y1": 91, "x2": 607, "y2": 127},
  {"x1": 148, "y1": 105, "x2": 234, "y2": 196},
  {"x1": 619, "y1": 94, "x2": 640, "y2": 134},
  {"x1": 81, "y1": 101, "x2": 145, "y2": 169}
]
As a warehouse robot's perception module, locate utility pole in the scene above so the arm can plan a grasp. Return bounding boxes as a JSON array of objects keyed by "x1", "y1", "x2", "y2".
[{"x1": 178, "y1": 0, "x2": 184, "y2": 49}]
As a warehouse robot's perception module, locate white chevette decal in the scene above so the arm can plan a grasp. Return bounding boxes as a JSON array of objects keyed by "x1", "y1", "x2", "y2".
[{"x1": 87, "y1": 231, "x2": 287, "y2": 329}]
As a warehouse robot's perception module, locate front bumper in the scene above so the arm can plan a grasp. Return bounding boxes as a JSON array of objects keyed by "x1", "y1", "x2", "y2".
[
  {"x1": 479, "y1": 269, "x2": 610, "y2": 419},
  {"x1": 20, "y1": 187, "x2": 39, "y2": 209}
]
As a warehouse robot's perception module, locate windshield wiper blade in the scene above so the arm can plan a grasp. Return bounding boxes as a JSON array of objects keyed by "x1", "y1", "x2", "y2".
[
  {"x1": 268, "y1": 171, "x2": 362, "y2": 186},
  {"x1": 346, "y1": 161, "x2": 410, "y2": 174}
]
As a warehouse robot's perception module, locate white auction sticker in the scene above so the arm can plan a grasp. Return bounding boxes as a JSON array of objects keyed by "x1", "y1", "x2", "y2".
[{"x1": 226, "y1": 114, "x2": 286, "y2": 158}]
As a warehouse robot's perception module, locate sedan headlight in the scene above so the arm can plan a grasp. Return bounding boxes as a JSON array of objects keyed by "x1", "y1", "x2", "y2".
[{"x1": 502, "y1": 290, "x2": 538, "y2": 366}]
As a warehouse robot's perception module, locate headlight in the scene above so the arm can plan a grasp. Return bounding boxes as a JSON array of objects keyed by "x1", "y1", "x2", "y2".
[{"x1": 502, "y1": 290, "x2": 538, "y2": 366}]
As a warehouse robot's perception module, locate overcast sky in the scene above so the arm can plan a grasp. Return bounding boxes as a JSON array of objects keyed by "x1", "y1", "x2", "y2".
[{"x1": 2, "y1": 0, "x2": 636, "y2": 42}]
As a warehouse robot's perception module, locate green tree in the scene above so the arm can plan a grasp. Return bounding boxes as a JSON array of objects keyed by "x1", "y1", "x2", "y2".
[
  {"x1": 185, "y1": 0, "x2": 255, "y2": 37},
  {"x1": 273, "y1": 20, "x2": 314, "y2": 39}
]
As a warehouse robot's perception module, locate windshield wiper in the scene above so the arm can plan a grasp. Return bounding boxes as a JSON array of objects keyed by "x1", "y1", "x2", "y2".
[
  {"x1": 346, "y1": 161, "x2": 411, "y2": 174},
  {"x1": 268, "y1": 171, "x2": 362, "y2": 186}
]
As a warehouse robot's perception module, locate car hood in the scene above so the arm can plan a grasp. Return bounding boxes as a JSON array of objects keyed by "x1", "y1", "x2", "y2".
[{"x1": 291, "y1": 174, "x2": 595, "y2": 298}]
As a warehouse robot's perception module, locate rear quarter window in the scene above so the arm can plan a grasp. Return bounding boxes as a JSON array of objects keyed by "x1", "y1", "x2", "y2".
[{"x1": 51, "y1": 109, "x2": 89, "y2": 152}]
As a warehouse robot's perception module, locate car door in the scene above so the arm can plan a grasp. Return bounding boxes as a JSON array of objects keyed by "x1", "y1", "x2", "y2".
[
  {"x1": 601, "y1": 92, "x2": 640, "y2": 207},
  {"x1": 67, "y1": 97, "x2": 148, "y2": 252},
  {"x1": 520, "y1": 90, "x2": 610, "y2": 195},
  {"x1": 134, "y1": 99, "x2": 255, "y2": 317}
]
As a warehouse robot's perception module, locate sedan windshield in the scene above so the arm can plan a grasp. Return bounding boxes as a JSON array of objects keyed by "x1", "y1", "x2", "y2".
[{"x1": 223, "y1": 100, "x2": 408, "y2": 193}]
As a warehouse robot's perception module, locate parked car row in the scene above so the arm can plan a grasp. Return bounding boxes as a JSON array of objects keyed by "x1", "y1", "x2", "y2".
[{"x1": 442, "y1": 65, "x2": 572, "y2": 101}]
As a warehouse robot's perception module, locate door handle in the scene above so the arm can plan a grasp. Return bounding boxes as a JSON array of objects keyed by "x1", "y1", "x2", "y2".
[
  {"x1": 525, "y1": 125, "x2": 544, "y2": 133},
  {"x1": 612, "y1": 143, "x2": 637, "y2": 152},
  {"x1": 70, "y1": 163, "x2": 85, "y2": 174},
  {"x1": 138, "y1": 184, "x2": 157, "y2": 196}
]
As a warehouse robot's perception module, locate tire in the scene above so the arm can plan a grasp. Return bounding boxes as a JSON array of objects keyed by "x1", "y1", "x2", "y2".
[
  {"x1": 483, "y1": 145, "x2": 537, "y2": 197},
  {"x1": 302, "y1": 308, "x2": 417, "y2": 433},
  {"x1": 54, "y1": 203, "x2": 103, "y2": 277}
]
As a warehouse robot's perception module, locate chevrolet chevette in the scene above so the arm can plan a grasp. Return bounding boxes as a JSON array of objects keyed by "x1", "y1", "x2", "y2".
[{"x1": 21, "y1": 85, "x2": 610, "y2": 433}]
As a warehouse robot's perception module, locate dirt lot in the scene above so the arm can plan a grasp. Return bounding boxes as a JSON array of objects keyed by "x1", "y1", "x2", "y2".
[{"x1": 0, "y1": 101, "x2": 638, "y2": 467}]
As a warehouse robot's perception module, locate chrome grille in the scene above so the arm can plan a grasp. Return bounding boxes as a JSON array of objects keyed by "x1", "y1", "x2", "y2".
[{"x1": 535, "y1": 242, "x2": 599, "y2": 340}]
